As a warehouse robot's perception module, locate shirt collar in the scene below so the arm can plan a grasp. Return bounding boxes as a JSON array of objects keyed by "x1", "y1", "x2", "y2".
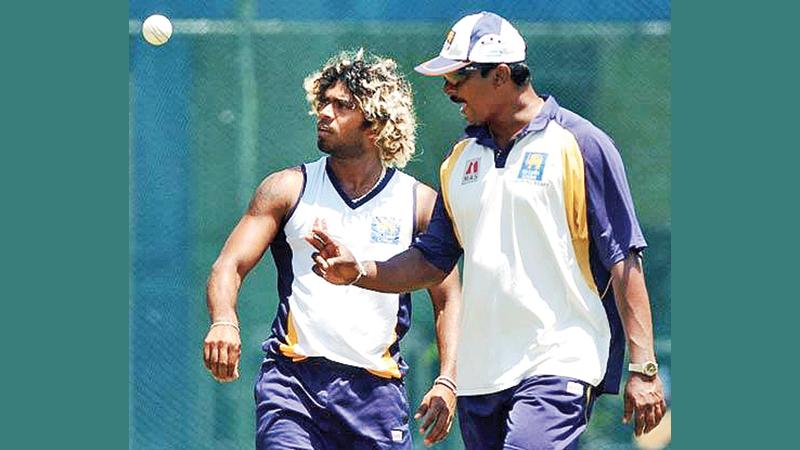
[{"x1": 463, "y1": 95, "x2": 560, "y2": 150}]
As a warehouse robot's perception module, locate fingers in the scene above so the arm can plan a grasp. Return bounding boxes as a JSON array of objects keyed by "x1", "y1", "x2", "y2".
[
  {"x1": 218, "y1": 342, "x2": 241, "y2": 382},
  {"x1": 635, "y1": 408, "x2": 647, "y2": 436},
  {"x1": 418, "y1": 403, "x2": 438, "y2": 437},
  {"x1": 311, "y1": 264, "x2": 326, "y2": 279},
  {"x1": 416, "y1": 388, "x2": 455, "y2": 447},
  {"x1": 209, "y1": 342, "x2": 220, "y2": 378},
  {"x1": 312, "y1": 228, "x2": 333, "y2": 245},
  {"x1": 311, "y1": 252, "x2": 329, "y2": 270},
  {"x1": 425, "y1": 400, "x2": 450, "y2": 445},
  {"x1": 217, "y1": 343, "x2": 229, "y2": 380},
  {"x1": 624, "y1": 376, "x2": 668, "y2": 436},
  {"x1": 225, "y1": 344, "x2": 240, "y2": 379},
  {"x1": 307, "y1": 229, "x2": 344, "y2": 260},
  {"x1": 305, "y1": 229, "x2": 334, "y2": 252},
  {"x1": 644, "y1": 404, "x2": 657, "y2": 434},
  {"x1": 635, "y1": 399, "x2": 670, "y2": 436},
  {"x1": 203, "y1": 329, "x2": 241, "y2": 383},
  {"x1": 305, "y1": 233, "x2": 325, "y2": 251},
  {"x1": 414, "y1": 401, "x2": 429, "y2": 421},
  {"x1": 203, "y1": 340, "x2": 212, "y2": 370},
  {"x1": 649, "y1": 400, "x2": 667, "y2": 432},
  {"x1": 623, "y1": 395, "x2": 633, "y2": 424},
  {"x1": 311, "y1": 257, "x2": 360, "y2": 285}
]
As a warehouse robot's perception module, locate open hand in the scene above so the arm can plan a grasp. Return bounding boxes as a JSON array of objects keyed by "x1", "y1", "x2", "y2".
[{"x1": 304, "y1": 228, "x2": 361, "y2": 285}]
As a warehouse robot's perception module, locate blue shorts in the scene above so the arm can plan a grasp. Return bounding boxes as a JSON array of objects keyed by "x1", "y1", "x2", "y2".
[
  {"x1": 457, "y1": 375, "x2": 596, "y2": 450},
  {"x1": 254, "y1": 355, "x2": 412, "y2": 450}
]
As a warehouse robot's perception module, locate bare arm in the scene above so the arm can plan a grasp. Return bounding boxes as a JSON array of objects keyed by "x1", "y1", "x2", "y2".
[
  {"x1": 612, "y1": 254, "x2": 655, "y2": 364},
  {"x1": 416, "y1": 183, "x2": 460, "y2": 381},
  {"x1": 611, "y1": 252, "x2": 667, "y2": 436},
  {"x1": 306, "y1": 234, "x2": 447, "y2": 292},
  {"x1": 362, "y1": 249, "x2": 448, "y2": 292},
  {"x1": 306, "y1": 181, "x2": 456, "y2": 292},
  {"x1": 203, "y1": 168, "x2": 303, "y2": 382},
  {"x1": 411, "y1": 184, "x2": 462, "y2": 445}
]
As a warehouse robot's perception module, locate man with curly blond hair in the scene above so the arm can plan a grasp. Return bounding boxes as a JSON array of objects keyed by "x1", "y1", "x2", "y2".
[{"x1": 202, "y1": 50, "x2": 462, "y2": 449}]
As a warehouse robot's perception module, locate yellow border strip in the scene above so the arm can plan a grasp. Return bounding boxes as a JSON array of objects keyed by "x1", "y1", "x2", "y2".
[
  {"x1": 366, "y1": 331, "x2": 402, "y2": 379},
  {"x1": 278, "y1": 310, "x2": 308, "y2": 362},
  {"x1": 562, "y1": 135, "x2": 599, "y2": 294},
  {"x1": 439, "y1": 139, "x2": 470, "y2": 247}
]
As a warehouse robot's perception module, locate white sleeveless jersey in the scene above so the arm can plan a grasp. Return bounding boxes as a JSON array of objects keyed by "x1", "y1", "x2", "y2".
[{"x1": 263, "y1": 157, "x2": 418, "y2": 378}]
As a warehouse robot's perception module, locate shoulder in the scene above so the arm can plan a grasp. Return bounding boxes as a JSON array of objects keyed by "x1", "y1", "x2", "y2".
[
  {"x1": 443, "y1": 138, "x2": 473, "y2": 162},
  {"x1": 389, "y1": 168, "x2": 418, "y2": 186},
  {"x1": 414, "y1": 181, "x2": 437, "y2": 204},
  {"x1": 552, "y1": 107, "x2": 617, "y2": 156},
  {"x1": 548, "y1": 106, "x2": 625, "y2": 174},
  {"x1": 256, "y1": 166, "x2": 304, "y2": 194},
  {"x1": 413, "y1": 181, "x2": 438, "y2": 231},
  {"x1": 389, "y1": 169, "x2": 435, "y2": 207},
  {"x1": 439, "y1": 138, "x2": 473, "y2": 182},
  {"x1": 248, "y1": 166, "x2": 304, "y2": 216}
]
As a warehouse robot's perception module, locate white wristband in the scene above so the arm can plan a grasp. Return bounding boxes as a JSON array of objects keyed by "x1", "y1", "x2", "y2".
[
  {"x1": 348, "y1": 260, "x2": 368, "y2": 286},
  {"x1": 210, "y1": 321, "x2": 240, "y2": 333},
  {"x1": 434, "y1": 375, "x2": 458, "y2": 395}
]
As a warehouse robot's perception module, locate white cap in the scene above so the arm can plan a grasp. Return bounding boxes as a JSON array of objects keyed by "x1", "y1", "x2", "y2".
[{"x1": 415, "y1": 12, "x2": 526, "y2": 76}]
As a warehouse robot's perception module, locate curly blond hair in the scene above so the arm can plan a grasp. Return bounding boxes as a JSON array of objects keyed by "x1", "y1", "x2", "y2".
[{"x1": 304, "y1": 49, "x2": 417, "y2": 168}]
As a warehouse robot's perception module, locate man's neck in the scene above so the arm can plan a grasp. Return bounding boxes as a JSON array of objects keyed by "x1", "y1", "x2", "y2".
[
  {"x1": 487, "y1": 88, "x2": 544, "y2": 151},
  {"x1": 327, "y1": 155, "x2": 385, "y2": 198}
]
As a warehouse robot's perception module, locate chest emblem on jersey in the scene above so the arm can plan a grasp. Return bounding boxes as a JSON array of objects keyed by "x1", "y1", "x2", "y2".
[
  {"x1": 462, "y1": 158, "x2": 480, "y2": 184},
  {"x1": 370, "y1": 216, "x2": 401, "y2": 244},
  {"x1": 517, "y1": 152, "x2": 548, "y2": 181}
]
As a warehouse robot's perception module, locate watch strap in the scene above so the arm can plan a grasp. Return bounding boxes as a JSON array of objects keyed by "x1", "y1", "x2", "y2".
[{"x1": 628, "y1": 361, "x2": 658, "y2": 376}]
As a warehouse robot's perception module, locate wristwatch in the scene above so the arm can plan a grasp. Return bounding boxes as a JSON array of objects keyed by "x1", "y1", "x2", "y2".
[{"x1": 628, "y1": 361, "x2": 658, "y2": 377}]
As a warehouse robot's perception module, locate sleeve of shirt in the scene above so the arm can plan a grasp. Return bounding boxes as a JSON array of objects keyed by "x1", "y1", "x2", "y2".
[
  {"x1": 577, "y1": 126, "x2": 648, "y2": 270},
  {"x1": 410, "y1": 190, "x2": 463, "y2": 273}
]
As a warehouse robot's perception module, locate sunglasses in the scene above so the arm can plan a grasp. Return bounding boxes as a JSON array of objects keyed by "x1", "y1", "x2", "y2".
[
  {"x1": 443, "y1": 63, "x2": 501, "y2": 87},
  {"x1": 443, "y1": 65, "x2": 480, "y2": 87}
]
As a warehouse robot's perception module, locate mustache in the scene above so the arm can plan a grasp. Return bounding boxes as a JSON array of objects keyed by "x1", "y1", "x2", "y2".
[{"x1": 449, "y1": 95, "x2": 464, "y2": 104}]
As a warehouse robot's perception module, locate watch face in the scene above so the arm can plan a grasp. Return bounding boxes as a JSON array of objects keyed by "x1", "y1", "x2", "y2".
[{"x1": 644, "y1": 362, "x2": 658, "y2": 376}]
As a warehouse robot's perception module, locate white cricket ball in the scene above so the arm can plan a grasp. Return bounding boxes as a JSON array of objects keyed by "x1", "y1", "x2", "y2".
[{"x1": 142, "y1": 14, "x2": 173, "y2": 46}]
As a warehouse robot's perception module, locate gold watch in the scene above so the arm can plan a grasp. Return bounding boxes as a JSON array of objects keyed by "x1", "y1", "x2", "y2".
[{"x1": 628, "y1": 361, "x2": 658, "y2": 377}]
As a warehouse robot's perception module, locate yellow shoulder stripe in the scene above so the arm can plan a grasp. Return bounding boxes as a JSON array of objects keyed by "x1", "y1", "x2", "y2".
[
  {"x1": 562, "y1": 135, "x2": 599, "y2": 294},
  {"x1": 439, "y1": 139, "x2": 470, "y2": 246}
]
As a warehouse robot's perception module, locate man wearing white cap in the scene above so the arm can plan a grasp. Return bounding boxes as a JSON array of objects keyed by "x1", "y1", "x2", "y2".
[{"x1": 308, "y1": 12, "x2": 666, "y2": 449}]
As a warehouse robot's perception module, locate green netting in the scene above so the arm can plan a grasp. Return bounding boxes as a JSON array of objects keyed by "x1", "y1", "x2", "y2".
[{"x1": 130, "y1": 19, "x2": 670, "y2": 450}]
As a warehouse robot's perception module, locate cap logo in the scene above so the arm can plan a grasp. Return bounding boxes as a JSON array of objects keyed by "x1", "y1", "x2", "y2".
[{"x1": 444, "y1": 30, "x2": 456, "y2": 50}]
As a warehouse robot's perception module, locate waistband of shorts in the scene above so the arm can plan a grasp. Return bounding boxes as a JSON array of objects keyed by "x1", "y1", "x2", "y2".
[{"x1": 264, "y1": 352, "x2": 396, "y2": 378}]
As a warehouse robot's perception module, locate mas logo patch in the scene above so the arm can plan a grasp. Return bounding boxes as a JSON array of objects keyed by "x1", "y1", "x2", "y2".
[
  {"x1": 517, "y1": 152, "x2": 548, "y2": 181},
  {"x1": 462, "y1": 158, "x2": 480, "y2": 184},
  {"x1": 370, "y1": 216, "x2": 401, "y2": 244}
]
